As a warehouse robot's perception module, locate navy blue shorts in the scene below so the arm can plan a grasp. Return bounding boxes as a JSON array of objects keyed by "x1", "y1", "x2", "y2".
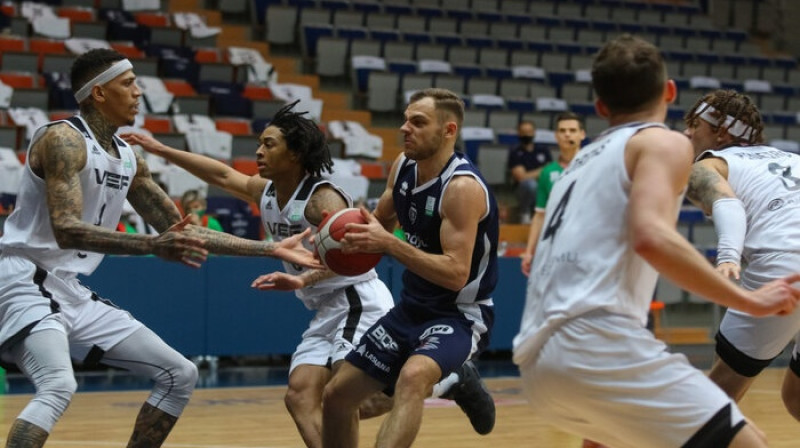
[{"x1": 345, "y1": 301, "x2": 489, "y2": 394}]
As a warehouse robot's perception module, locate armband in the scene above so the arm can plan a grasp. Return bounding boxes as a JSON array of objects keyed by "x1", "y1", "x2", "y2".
[{"x1": 711, "y1": 198, "x2": 746, "y2": 266}]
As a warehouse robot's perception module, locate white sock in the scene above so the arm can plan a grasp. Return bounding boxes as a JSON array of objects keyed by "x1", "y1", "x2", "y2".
[{"x1": 431, "y1": 372, "x2": 460, "y2": 398}]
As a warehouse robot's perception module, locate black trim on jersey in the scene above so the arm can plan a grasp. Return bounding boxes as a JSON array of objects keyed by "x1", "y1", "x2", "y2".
[
  {"x1": 790, "y1": 352, "x2": 800, "y2": 378},
  {"x1": 681, "y1": 403, "x2": 745, "y2": 448},
  {"x1": 295, "y1": 176, "x2": 323, "y2": 201},
  {"x1": 342, "y1": 286, "x2": 364, "y2": 343},
  {"x1": 715, "y1": 331, "x2": 774, "y2": 377},
  {"x1": 65, "y1": 116, "x2": 91, "y2": 138},
  {"x1": 83, "y1": 345, "x2": 106, "y2": 366}
]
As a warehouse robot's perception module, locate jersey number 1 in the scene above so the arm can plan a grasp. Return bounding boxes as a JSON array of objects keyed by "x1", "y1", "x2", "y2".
[{"x1": 542, "y1": 180, "x2": 576, "y2": 241}]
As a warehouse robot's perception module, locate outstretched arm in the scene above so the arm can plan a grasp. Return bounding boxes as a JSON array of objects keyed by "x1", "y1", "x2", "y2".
[
  {"x1": 121, "y1": 132, "x2": 265, "y2": 203},
  {"x1": 37, "y1": 125, "x2": 207, "y2": 266}
]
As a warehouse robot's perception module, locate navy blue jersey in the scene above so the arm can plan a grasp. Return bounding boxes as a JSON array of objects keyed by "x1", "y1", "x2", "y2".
[{"x1": 392, "y1": 153, "x2": 499, "y2": 312}]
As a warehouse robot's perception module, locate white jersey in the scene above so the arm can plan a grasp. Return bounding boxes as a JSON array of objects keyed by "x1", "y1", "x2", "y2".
[
  {"x1": 514, "y1": 122, "x2": 678, "y2": 365},
  {"x1": 0, "y1": 116, "x2": 137, "y2": 279},
  {"x1": 701, "y1": 145, "x2": 800, "y2": 290},
  {"x1": 259, "y1": 175, "x2": 377, "y2": 309}
]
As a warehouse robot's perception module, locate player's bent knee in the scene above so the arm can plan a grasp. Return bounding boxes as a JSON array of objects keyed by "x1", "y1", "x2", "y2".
[
  {"x1": 40, "y1": 373, "x2": 78, "y2": 404},
  {"x1": 158, "y1": 358, "x2": 199, "y2": 397}
]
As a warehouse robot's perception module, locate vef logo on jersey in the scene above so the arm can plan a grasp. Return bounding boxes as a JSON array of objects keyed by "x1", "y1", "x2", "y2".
[
  {"x1": 409, "y1": 204, "x2": 417, "y2": 223},
  {"x1": 368, "y1": 325, "x2": 399, "y2": 352},
  {"x1": 399, "y1": 181, "x2": 409, "y2": 196},
  {"x1": 94, "y1": 169, "x2": 129, "y2": 190}
]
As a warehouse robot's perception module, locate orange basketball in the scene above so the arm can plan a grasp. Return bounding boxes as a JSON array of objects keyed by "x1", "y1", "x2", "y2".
[{"x1": 314, "y1": 208, "x2": 382, "y2": 276}]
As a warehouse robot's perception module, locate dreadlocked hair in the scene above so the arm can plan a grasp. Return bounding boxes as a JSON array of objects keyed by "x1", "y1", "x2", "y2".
[
  {"x1": 684, "y1": 89, "x2": 764, "y2": 144},
  {"x1": 268, "y1": 100, "x2": 332, "y2": 177}
]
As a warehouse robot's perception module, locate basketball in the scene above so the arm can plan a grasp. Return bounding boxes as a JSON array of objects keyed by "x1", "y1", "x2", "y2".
[{"x1": 314, "y1": 208, "x2": 382, "y2": 276}]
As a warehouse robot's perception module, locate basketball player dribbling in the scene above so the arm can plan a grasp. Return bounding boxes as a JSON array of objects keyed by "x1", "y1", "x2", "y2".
[{"x1": 123, "y1": 100, "x2": 495, "y2": 448}]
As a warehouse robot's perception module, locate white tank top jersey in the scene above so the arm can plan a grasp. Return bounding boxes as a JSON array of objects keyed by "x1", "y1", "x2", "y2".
[
  {"x1": 0, "y1": 116, "x2": 137, "y2": 279},
  {"x1": 513, "y1": 122, "x2": 680, "y2": 365},
  {"x1": 700, "y1": 145, "x2": 800, "y2": 290},
  {"x1": 259, "y1": 175, "x2": 377, "y2": 309}
]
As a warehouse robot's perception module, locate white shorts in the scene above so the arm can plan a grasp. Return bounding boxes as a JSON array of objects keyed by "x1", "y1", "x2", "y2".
[
  {"x1": 518, "y1": 312, "x2": 744, "y2": 448},
  {"x1": 290, "y1": 277, "x2": 393, "y2": 374},
  {"x1": 0, "y1": 254, "x2": 143, "y2": 362},
  {"x1": 719, "y1": 306, "x2": 800, "y2": 361}
]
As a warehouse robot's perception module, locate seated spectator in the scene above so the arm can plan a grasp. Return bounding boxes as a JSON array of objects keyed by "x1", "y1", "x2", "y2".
[
  {"x1": 181, "y1": 189, "x2": 223, "y2": 231},
  {"x1": 508, "y1": 120, "x2": 552, "y2": 223}
]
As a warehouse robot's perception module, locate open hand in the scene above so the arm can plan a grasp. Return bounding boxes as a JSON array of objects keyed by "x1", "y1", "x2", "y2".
[
  {"x1": 153, "y1": 215, "x2": 209, "y2": 268},
  {"x1": 273, "y1": 228, "x2": 324, "y2": 269},
  {"x1": 251, "y1": 271, "x2": 304, "y2": 291}
]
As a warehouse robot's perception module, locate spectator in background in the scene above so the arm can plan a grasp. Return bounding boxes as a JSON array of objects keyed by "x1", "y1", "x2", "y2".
[
  {"x1": 181, "y1": 189, "x2": 223, "y2": 232},
  {"x1": 520, "y1": 112, "x2": 586, "y2": 276},
  {"x1": 508, "y1": 120, "x2": 552, "y2": 224}
]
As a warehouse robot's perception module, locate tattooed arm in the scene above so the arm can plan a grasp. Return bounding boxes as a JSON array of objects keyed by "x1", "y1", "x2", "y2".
[
  {"x1": 39, "y1": 125, "x2": 157, "y2": 254},
  {"x1": 686, "y1": 157, "x2": 734, "y2": 215},
  {"x1": 127, "y1": 151, "x2": 183, "y2": 232},
  {"x1": 687, "y1": 156, "x2": 745, "y2": 278}
]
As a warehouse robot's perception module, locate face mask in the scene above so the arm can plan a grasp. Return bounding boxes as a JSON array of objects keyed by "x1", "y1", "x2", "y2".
[{"x1": 519, "y1": 136, "x2": 534, "y2": 145}]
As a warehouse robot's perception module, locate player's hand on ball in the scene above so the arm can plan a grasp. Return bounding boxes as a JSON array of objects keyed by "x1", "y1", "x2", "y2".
[{"x1": 341, "y1": 208, "x2": 389, "y2": 254}]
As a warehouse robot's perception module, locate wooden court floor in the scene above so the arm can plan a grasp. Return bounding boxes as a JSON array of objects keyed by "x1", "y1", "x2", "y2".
[{"x1": 0, "y1": 369, "x2": 797, "y2": 447}]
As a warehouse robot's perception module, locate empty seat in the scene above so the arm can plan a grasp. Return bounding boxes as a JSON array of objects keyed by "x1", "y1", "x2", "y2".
[
  {"x1": 367, "y1": 71, "x2": 400, "y2": 112},
  {"x1": 1, "y1": 52, "x2": 39, "y2": 74},
  {"x1": 143, "y1": 115, "x2": 173, "y2": 133},
  {"x1": 216, "y1": 118, "x2": 253, "y2": 135}
]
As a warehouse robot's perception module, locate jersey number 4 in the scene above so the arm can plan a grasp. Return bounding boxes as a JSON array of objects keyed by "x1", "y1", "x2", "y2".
[{"x1": 542, "y1": 180, "x2": 576, "y2": 241}]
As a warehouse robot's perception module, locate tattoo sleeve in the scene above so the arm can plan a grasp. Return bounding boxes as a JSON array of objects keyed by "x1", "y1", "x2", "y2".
[
  {"x1": 127, "y1": 152, "x2": 183, "y2": 233},
  {"x1": 40, "y1": 127, "x2": 151, "y2": 254},
  {"x1": 686, "y1": 163, "x2": 734, "y2": 214},
  {"x1": 305, "y1": 186, "x2": 349, "y2": 226},
  {"x1": 298, "y1": 267, "x2": 338, "y2": 287},
  {"x1": 188, "y1": 225, "x2": 280, "y2": 256}
]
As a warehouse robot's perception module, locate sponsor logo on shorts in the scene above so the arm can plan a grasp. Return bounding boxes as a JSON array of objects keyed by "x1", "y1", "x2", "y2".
[
  {"x1": 355, "y1": 344, "x2": 390, "y2": 373},
  {"x1": 419, "y1": 324, "x2": 454, "y2": 340},
  {"x1": 417, "y1": 324, "x2": 453, "y2": 351},
  {"x1": 368, "y1": 325, "x2": 399, "y2": 352},
  {"x1": 417, "y1": 336, "x2": 440, "y2": 351}
]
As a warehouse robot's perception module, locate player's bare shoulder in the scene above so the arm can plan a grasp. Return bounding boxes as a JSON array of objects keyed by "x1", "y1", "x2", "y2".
[
  {"x1": 306, "y1": 184, "x2": 349, "y2": 226},
  {"x1": 30, "y1": 122, "x2": 87, "y2": 178},
  {"x1": 628, "y1": 126, "x2": 693, "y2": 164}
]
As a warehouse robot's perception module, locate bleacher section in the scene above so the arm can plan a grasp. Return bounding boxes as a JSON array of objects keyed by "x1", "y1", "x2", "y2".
[{"x1": 0, "y1": 0, "x2": 799, "y2": 236}]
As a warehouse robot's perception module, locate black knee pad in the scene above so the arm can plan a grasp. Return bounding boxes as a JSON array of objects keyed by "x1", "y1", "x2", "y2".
[{"x1": 715, "y1": 331, "x2": 774, "y2": 378}]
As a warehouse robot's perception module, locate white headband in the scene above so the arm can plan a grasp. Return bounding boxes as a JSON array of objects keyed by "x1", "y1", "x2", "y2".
[
  {"x1": 74, "y1": 59, "x2": 133, "y2": 103},
  {"x1": 696, "y1": 101, "x2": 755, "y2": 141}
]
